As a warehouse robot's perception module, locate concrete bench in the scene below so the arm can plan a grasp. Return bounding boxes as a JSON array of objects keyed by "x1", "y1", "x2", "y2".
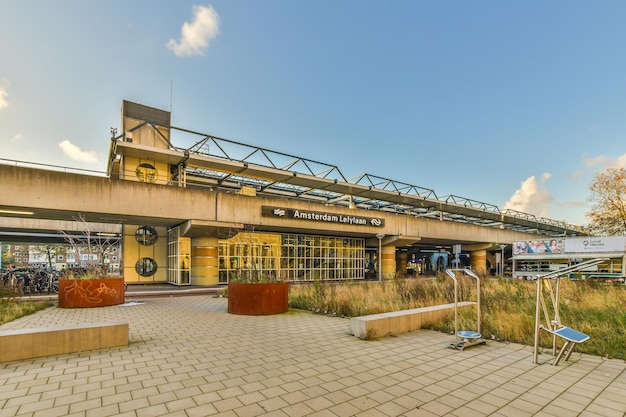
[
  {"x1": 0, "y1": 322, "x2": 129, "y2": 363},
  {"x1": 351, "y1": 302, "x2": 475, "y2": 339}
]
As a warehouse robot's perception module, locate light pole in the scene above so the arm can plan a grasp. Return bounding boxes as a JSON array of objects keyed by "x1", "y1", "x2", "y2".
[
  {"x1": 376, "y1": 233, "x2": 384, "y2": 281},
  {"x1": 500, "y1": 244, "x2": 507, "y2": 276}
]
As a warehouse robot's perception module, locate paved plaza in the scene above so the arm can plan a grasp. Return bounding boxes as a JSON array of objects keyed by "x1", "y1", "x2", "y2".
[{"x1": 1, "y1": 294, "x2": 625, "y2": 417}]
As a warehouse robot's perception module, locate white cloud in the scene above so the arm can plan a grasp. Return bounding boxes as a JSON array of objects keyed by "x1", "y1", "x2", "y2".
[
  {"x1": 11, "y1": 134, "x2": 22, "y2": 143},
  {"x1": 584, "y1": 155, "x2": 612, "y2": 168},
  {"x1": 570, "y1": 169, "x2": 584, "y2": 181},
  {"x1": 583, "y1": 153, "x2": 626, "y2": 169},
  {"x1": 58, "y1": 140, "x2": 98, "y2": 164},
  {"x1": 167, "y1": 5, "x2": 220, "y2": 57},
  {"x1": 503, "y1": 173, "x2": 553, "y2": 218},
  {"x1": 0, "y1": 86, "x2": 8, "y2": 110},
  {"x1": 615, "y1": 154, "x2": 626, "y2": 168}
]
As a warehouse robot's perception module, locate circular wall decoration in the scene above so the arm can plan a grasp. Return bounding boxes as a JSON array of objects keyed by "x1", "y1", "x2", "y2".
[
  {"x1": 135, "y1": 226, "x2": 158, "y2": 246},
  {"x1": 135, "y1": 258, "x2": 157, "y2": 277},
  {"x1": 135, "y1": 163, "x2": 158, "y2": 183}
]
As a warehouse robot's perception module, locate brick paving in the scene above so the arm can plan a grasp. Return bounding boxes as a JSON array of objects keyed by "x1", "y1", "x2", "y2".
[{"x1": 1, "y1": 295, "x2": 625, "y2": 417}]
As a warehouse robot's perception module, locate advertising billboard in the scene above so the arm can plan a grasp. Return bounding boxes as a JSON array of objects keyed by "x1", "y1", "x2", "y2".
[
  {"x1": 513, "y1": 239, "x2": 563, "y2": 255},
  {"x1": 563, "y1": 236, "x2": 626, "y2": 253},
  {"x1": 514, "y1": 236, "x2": 626, "y2": 255}
]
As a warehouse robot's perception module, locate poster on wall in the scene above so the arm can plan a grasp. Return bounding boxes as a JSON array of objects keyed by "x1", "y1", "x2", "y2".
[
  {"x1": 563, "y1": 236, "x2": 626, "y2": 253},
  {"x1": 513, "y1": 239, "x2": 563, "y2": 255}
]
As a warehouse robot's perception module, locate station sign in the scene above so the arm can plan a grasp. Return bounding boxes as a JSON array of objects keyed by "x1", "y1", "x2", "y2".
[{"x1": 261, "y1": 206, "x2": 385, "y2": 227}]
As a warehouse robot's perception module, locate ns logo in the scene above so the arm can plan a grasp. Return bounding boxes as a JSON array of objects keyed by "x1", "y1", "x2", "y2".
[{"x1": 370, "y1": 218, "x2": 382, "y2": 227}]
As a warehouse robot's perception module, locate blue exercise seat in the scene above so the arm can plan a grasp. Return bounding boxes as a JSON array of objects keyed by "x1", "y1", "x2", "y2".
[{"x1": 540, "y1": 325, "x2": 589, "y2": 366}]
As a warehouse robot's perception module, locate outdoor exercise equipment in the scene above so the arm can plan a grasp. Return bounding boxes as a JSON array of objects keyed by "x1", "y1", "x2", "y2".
[
  {"x1": 532, "y1": 258, "x2": 607, "y2": 365},
  {"x1": 445, "y1": 268, "x2": 486, "y2": 350}
]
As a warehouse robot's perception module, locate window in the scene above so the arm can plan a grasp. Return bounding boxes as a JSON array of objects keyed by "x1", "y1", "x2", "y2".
[
  {"x1": 218, "y1": 232, "x2": 365, "y2": 283},
  {"x1": 136, "y1": 226, "x2": 158, "y2": 246},
  {"x1": 135, "y1": 258, "x2": 157, "y2": 277},
  {"x1": 135, "y1": 163, "x2": 158, "y2": 183}
]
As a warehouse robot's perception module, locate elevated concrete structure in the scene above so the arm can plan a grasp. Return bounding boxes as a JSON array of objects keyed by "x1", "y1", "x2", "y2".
[
  {"x1": 0, "y1": 165, "x2": 549, "y2": 245},
  {"x1": 0, "y1": 100, "x2": 584, "y2": 285},
  {"x1": 0, "y1": 163, "x2": 547, "y2": 280}
]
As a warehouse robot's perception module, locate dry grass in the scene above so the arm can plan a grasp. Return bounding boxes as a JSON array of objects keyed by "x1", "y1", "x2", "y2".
[
  {"x1": 0, "y1": 291, "x2": 53, "y2": 326},
  {"x1": 289, "y1": 276, "x2": 626, "y2": 359}
]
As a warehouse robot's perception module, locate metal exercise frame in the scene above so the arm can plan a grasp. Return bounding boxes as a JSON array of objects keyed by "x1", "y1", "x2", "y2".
[
  {"x1": 445, "y1": 268, "x2": 486, "y2": 350},
  {"x1": 532, "y1": 258, "x2": 607, "y2": 365}
]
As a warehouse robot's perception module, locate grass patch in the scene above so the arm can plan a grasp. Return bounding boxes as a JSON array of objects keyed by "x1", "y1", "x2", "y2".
[
  {"x1": 0, "y1": 291, "x2": 53, "y2": 326},
  {"x1": 289, "y1": 276, "x2": 626, "y2": 358}
]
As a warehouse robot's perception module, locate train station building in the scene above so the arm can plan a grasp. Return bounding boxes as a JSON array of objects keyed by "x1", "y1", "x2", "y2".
[{"x1": 101, "y1": 100, "x2": 583, "y2": 286}]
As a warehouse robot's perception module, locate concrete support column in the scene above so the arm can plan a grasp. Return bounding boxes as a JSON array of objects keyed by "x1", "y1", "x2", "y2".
[
  {"x1": 398, "y1": 251, "x2": 407, "y2": 276},
  {"x1": 191, "y1": 236, "x2": 219, "y2": 285},
  {"x1": 486, "y1": 252, "x2": 496, "y2": 275},
  {"x1": 470, "y1": 249, "x2": 488, "y2": 276},
  {"x1": 381, "y1": 245, "x2": 396, "y2": 279}
]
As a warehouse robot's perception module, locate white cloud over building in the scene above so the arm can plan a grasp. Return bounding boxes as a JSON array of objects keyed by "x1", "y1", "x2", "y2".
[
  {"x1": 58, "y1": 140, "x2": 98, "y2": 164},
  {"x1": 167, "y1": 5, "x2": 220, "y2": 57},
  {"x1": 503, "y1": 173, "x2": 554, "y2": 219}
]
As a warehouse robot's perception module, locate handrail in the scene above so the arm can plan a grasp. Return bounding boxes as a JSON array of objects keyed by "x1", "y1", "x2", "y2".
[
  {"x1": 0, "y1": 158, "x2": 107, "y2": 176},
  {"x1": 535, "y1": 258, "x2": 609, "y2": 280}
]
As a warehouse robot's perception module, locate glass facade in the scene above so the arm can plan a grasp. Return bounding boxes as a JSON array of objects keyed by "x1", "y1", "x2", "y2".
[
  {"x1": 218, "y1": 232, "x2": 365, "y2": 283},
  {"x1": 167, "y1": 227, "x2": 191, "y2": 285}
]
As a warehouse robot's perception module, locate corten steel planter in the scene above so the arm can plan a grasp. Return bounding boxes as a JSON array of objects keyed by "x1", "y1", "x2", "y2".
[
  {"x1": 58, "y1": 278, "x2": 125, "y2": 308},
  {"x1": 227, "y1": 282, "x2": 289, "y2": 315}
]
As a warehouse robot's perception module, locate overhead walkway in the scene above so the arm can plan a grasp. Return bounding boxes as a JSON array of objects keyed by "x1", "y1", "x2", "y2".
[{"x1": 108, "y1": 121, "x2": 583, "y2": 237}]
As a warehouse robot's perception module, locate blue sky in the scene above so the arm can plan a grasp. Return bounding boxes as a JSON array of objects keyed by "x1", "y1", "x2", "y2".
[{"x1": 2, "y1": 1, "x2": 626, "y2": 227}]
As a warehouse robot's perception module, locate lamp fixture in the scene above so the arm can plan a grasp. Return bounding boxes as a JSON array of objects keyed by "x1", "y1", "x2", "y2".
[{"x1": 0, "y1": 209, "x2": 34, "y2": 215}]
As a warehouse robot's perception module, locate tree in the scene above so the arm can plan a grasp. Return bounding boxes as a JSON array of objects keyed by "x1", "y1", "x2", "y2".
[
  {"x1": 31, "y1": 245, "x2": 65, "y2": 270},
  {"x1": 585, "y1": 167, "x2": 626, "y2": 236},
  {"x1": 60, "y1": 215, "x2": 121, "y2": 277}
]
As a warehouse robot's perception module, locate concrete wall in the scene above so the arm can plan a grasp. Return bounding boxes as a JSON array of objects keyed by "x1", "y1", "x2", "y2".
[
  {"x1": 0, "y1": 164, "x2": 546, "y2": 246},
  {"x1": 1, "y1": 164, "x2": 553, "y2": 283},
  {"x1": 0, "y1": 164, "x2": 217, "y2": 224}
]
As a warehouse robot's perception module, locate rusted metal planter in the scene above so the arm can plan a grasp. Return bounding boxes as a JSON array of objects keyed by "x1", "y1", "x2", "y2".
[
  {"x1": 58, "y1": 278, "x2": 125, "y2": 308},
  {"x1": 227, "y1": 282, "x2": 289, "y2": 315}
]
